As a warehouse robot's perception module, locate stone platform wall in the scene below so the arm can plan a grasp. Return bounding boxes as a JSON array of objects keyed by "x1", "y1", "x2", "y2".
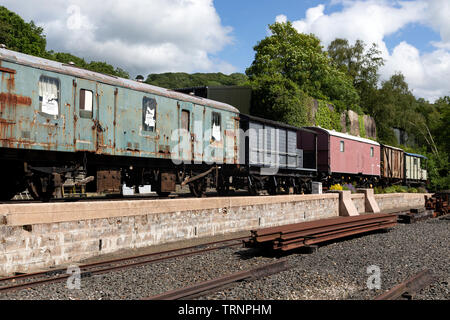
[
  {"x1": 0, "y1": 192, "x2": 431, "y2": 275},
  {"x1": 0, "y1": 194, "x2": 339, "y2": 275}
]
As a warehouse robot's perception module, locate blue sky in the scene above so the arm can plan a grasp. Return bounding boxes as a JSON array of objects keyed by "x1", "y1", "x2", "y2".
[
  {"x1": 214, "y1": 0, "x2": 341, "y2": 72},
  {"x1": 1, "y1": 0, "x2": 449, "y2": 101},
  {"x1": 214, "y1": 0, "x2": 443, "y2": 72}
]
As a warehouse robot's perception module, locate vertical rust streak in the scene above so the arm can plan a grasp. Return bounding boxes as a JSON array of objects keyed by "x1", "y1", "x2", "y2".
[{"x1": 6, "y1": 73, "x2": 15, "y2": 92}]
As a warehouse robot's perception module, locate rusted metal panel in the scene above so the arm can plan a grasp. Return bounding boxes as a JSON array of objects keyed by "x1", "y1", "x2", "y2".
[
  {"x1": 160, "y1": 172, "x2": 176, "y2": 192},
  {"x1": 96, "y1": 169, "x2": 121, "y2": 193},
  {"x1": 96, "y1": 82, "x2": 116, "y2": 155},
  {"x1": 0, "y1": 48, "x2": 239, "y2": 114},
  {"x1": 0, "y1": 66, "x2": 16, "y2": 74},
  {"x1": 1, "y1": 48, "x2": 242, "y2": 162},
  {"x1": 74, "y1": 78, "x2": 97, "y2": 152},
  {"x1": 192, "y1": 104, "x2": 204, "y2": 164}
]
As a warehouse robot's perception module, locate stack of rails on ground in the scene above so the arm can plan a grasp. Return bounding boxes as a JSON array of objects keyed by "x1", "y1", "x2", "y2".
[{"x1": 0, "y1": 48, "x2": 447, "y2": 301}]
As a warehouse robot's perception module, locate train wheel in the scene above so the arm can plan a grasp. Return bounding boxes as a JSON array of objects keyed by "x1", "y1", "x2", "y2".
[
  {"x1": 189, "y1": 180, "x2": 206, "y2": 198},
  {"x1": 216, "y1": 184, "x2": 229, "y2": 196},
  {"x1": 28, "y1": 175, "x2": 55, "y2": 202},
  {"x1": 247, "y1": 176, "x2": 258, "y2": 196},
  {"x1": 216, "y1": 174, "x2": 230, "y2": 196}
]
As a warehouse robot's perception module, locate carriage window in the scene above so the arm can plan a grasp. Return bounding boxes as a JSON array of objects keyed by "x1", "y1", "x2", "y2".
[
  {"x1": 181, "y1": 110, "x2": 190, "y2": 132},
  {"x1": 370, "y1": 147, "x2": 374, "y2": 157},
  {"x1": 340, "y1": 141, "x2": 344, "y2": 152},
  {"x1": 142, "y1": 97, "x2": 156, "y2": 132},
  {"x1": 414, "y1": 158, "x2": 418, "y2": 166},
  {"x1": 211, "y1": 112, "x2": 221, "y2": 142},
  {"x1": 39, "y1": 75, "x2": 60, "y2": 116},
  {"x1": 79, "y1": 89, "x2": 93, "y2": 118}
]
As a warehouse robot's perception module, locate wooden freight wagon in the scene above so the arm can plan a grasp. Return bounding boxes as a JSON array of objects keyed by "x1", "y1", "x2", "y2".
[{"x1": 380, "y1": 144, "x2": 404, "y2": 184}]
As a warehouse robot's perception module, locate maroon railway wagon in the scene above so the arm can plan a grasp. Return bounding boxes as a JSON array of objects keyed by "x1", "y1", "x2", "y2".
[{"x1": 300, "y1": 127, "x2": 381, "y2": 187}]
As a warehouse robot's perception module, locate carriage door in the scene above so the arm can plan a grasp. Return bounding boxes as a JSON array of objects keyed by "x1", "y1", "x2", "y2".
[
  {"x1": 192, "y1": 104, "x2": 204, "y2": 164},
  {"x1": 74, "y1": 79, "x2": 97, "y2": 152},
  {"x1": 178, "y1": 102, "x2": 193, "y2": 163},
  {"x1": 96, "y1": 83, "x2": 116, "y2": 155}
]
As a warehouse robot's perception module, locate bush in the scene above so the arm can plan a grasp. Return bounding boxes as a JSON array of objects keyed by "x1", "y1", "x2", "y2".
[
  {"x1": 342, "y1": 183, "x2": 357, "y2": 193},
  {"x1": 417, "y1": 187, "x2": 428, "y2": 193},
  {"x1": 383, "y1": 185, "x2": 412, "y2": 193},
  {"x1": 330, "y1": 184, "x2": 343, "y2": 191},
  {"x1": 374, "y1": 186, "x2": 384, "y2": 194}
]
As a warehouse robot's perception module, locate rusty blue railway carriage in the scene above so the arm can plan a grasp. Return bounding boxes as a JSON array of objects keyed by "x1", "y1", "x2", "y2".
[
  {"x1": 0, "y1": 48, "x2": 244, "y2": 200},
  {"x1": 0, "y1": 48, "x2": 426, "y2": 201}
]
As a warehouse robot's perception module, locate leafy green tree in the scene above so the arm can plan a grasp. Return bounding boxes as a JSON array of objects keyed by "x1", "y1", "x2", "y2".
[
  {"x1": 145, "y1": 72, "x2": 248, "y2": 89},
  {"x1": 49, "y1": 51, "x2": 88, "y2": 68},
  {"x1": 246, "y1": 22, "x2": 359, "y2": 111},
  {"x1": 0, "y1": 6, "x2": 47, "y2": 57},
  {"x1": 249, "y1": 74, "x2": 311, "y2": 127},
  {"x1": 433, "y1": 97, "x2": 450, "y2": 154},
  {"x1": 327, "y1": 39, "x2": 384, "y2": 115},
  {"x1": 246, "y1": 22, "x2": 359, "y2": 127}
]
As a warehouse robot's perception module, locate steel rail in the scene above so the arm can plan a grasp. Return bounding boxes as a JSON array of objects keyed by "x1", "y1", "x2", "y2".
[
  {"x1": 144, "y1": 259, "x2": 289, "y2": 300},
  {"x1": 374, "y1": 269, "x2": 436, "y2": 300},
  {"x1": 0, "y1": 236, "x2": 249, "y2": 293}
]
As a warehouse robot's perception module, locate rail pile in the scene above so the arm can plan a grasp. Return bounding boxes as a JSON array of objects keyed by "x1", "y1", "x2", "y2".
[
  {"x1": 397, "y1": 207, "x2": 434, "y2": 224},
  {"x1": 375, "y1": 269, "x2": 436, "y2": 300},
  {"x1": 425, "y1": 191, "x2": 449, "y2": 217},
  {"x1": 244, "y1": 214, "x2": 397, "y2": 252}
]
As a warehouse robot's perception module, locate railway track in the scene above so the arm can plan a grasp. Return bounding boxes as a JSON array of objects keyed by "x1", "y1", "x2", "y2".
[
  {"x1": 374, "y1": 269, "x2": 436, "y2": 300},
  {"x1": 0, "y1": 236, "x2": 249, "y2": 294},
  {"x1": 144, "y1": 259, "x2": 289, "y2": 300}
]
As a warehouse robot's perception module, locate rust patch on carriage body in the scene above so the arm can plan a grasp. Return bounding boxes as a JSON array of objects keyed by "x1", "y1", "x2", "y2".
[
  {"x1": 0, "y1": 93, "x2": 32, "y2": 107},
  {"x1": 0, "y1": 66, "x2": 16, "y2": 74}
]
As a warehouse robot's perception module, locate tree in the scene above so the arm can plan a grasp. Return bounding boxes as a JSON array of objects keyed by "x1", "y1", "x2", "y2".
[
  {"x1": 250, "y1": 74, "x2": 311, "y2": 127},
  {"x1": 373, "y1": 73, "x2": 418, "y2": 145},
  {"x1": 327, "y1": 38, "x2": 384, "y2": 114},
  {"x1": 246, "y1": 22, "x2": 359, "y2": 119},
  {"x1": 145, "y1": 72, "x2": 248, "y2": 89},
  {"x1": 0, "y1": 6, "x2": 47, "y2": 57}
]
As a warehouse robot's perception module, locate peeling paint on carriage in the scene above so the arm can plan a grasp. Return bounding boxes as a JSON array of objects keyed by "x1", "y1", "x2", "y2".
[
  {"x1": 0, "y1": 93, "x2": 32, "y2": 107},
  {"x1": 0, "y1": 47, "x2": 241, "y2": 191},
  {"x1": 0, "y1": 48, "x2": 239, "y2": 114}
]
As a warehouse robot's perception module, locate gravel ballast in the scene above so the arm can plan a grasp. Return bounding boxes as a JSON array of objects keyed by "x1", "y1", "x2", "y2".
[{"x1": 0, "y1": 216, "x2": 448, "y2": 300}]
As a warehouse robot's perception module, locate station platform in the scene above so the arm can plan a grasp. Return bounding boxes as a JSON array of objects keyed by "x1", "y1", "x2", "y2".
[{"x1": 0, "y1": 192, "x2": 430, "y2": 275}]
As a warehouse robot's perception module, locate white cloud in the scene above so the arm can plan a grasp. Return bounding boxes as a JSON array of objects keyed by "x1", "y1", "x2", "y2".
[
  {"x1": 277, "y1": 0, "x2": 450, "y2": 102},
  {"x1": 275, "y1": 14, "x2": 287, "y2": 24},
  {"x1": 0, "y1": 0, "x2": 236, "y2": 76}
]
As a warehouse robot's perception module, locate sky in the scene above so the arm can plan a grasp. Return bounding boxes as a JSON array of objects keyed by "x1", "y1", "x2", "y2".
[{"x1": 1, "y1": 0, "x2": 449, "y2": 102}]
